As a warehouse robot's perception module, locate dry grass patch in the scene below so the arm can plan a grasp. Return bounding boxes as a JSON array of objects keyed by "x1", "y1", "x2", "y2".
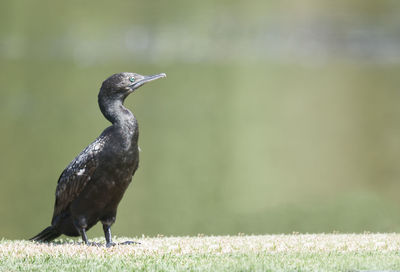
[{"x1": 1, "y1": 234, "x2": 400, "y2": 271}]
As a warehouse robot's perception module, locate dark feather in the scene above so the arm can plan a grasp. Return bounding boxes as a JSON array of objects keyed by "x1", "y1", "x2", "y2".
[
  {"x1": 53, "y1": 135, "x2": 107, "y2": 217},
  {"x1": 30, "y1": 226, "x2": 60, "y2": 242}
]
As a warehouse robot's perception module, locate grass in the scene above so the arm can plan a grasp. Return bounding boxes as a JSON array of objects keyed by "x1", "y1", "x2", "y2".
[{"x1": 1, "y1": 234, "x2": 400, "y2": 271}]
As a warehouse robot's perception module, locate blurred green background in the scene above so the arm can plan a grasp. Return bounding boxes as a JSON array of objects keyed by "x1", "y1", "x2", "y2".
[{"x1": 1, "y1": 0, "x2": 400, "y2": 239}]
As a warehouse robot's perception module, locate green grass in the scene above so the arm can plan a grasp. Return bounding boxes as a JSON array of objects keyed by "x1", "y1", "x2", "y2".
[{"x1": 1, "y1": 234, "x2": 400, "y2": 271}]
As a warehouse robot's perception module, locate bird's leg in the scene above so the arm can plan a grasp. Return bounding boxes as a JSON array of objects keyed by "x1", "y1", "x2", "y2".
[
  {"x1": 101, "y1": 216, "x2": 140, "y2": 247},
  {"x1": 102, "y1": 222, "x2": 140, "y2": 247},
  {"x1": 74, "y1": 217, "x2": 98, "y2": 246},
  {"x1": 79, "y1": 228, "x2": 89, "y2": 245},
  {"x1": 103, "y1": 224, "x2": 116, "y2": 248},
  {"x1": 78, "y1": 228, "x2": 101, "y2": 246}
]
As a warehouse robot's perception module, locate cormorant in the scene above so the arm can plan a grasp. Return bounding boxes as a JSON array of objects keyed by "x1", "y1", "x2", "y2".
[{"x1": 30, "y1": 72, "x2": 166, "y2": 247}]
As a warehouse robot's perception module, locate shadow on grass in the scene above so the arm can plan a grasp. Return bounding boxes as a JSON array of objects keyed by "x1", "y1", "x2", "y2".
[{"x1": 31, "y1": 239, "x2": 141, "y2": 247}]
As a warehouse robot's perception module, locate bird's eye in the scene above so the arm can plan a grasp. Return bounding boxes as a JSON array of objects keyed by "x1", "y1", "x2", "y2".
[{"x1": 129, "y1": 76, "x2": 135, "y2": 83}]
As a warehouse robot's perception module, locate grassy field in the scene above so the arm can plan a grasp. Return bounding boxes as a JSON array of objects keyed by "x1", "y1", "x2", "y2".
[{"x1": 1, "y1": 234, "x2": 400, "y2": 271}]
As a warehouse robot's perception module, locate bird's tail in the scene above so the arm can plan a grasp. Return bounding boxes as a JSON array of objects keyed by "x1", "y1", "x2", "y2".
[{"x1": 30, "y1": 226, "x2": 61, "y2": 242}]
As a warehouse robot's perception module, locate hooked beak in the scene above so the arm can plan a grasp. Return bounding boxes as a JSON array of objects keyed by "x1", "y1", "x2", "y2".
[{"x1": 130, "y1": 73, "x2": 167, "y2": 90}]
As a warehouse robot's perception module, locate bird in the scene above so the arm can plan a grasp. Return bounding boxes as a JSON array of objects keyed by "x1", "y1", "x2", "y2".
[{"x1": 30, "y1": 72, "x2": 166, "y2": 247}]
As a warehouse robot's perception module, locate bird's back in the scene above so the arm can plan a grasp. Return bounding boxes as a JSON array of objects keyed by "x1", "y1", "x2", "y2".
[{"x1": 51, "y1": 124, "x2": 139, "y2": 235}]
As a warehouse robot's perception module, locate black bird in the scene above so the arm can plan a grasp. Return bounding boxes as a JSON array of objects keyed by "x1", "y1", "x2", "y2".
[{"x1": 31, "y1": 72, "x2": 166, "y2": 247}]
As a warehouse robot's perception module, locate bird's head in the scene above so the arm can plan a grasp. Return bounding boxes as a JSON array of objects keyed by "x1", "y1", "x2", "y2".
[{"x1": 100, "y1": 72, "x2": 166, "y2": 100}]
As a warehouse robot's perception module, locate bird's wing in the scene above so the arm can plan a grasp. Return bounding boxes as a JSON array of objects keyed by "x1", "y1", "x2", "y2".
[{"x1": 52, "y1": 136, "x2": 106, "y2": 217}]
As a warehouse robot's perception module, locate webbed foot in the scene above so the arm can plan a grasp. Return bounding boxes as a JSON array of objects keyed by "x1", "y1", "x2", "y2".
[
  {"x1": 106, "y1": 242, "x2": 116, "y2": 248},
  {"x1": 84, "y1": 241, "x2": 101, "y2": 247},
  {"x1": 119, "y1": 240, "x2": 141, "y2": 245}
]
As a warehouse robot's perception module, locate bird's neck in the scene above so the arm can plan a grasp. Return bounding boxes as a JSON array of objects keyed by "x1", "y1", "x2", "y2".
[{"x1": 99, "y1": 97, "x2": 136, "y2": 127}]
